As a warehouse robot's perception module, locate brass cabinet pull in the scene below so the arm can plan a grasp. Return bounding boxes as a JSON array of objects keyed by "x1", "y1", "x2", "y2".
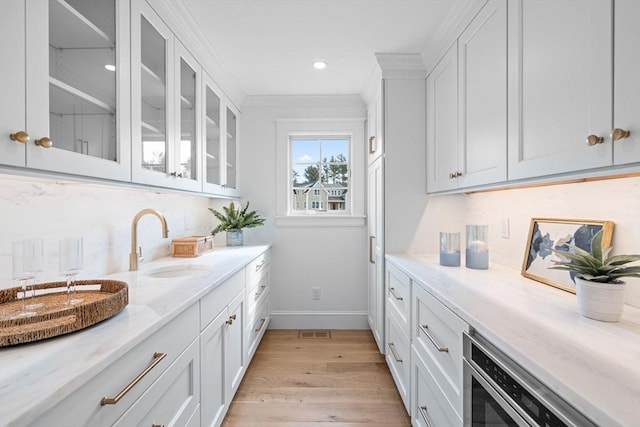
[
  {"x1": 586, "y1": 135, "x2": 604, "y2": 146},
  {"x1": 226, "y1": 314, "x2": 237, "y2": 325},
  {"x1": 170, "y1": 171, "x2": 183, "y2": 178},
  {"x1": 255, "y1": 259, "x2": 266, "y2": 271},
  {"x1": 151, "y1": 424, "x2": 164, "y2": 427},
  {"x1": 34, "y1": 137, "x2": 52, "y2": 148},
  {"x1": 255, "y1": 318, "x2": 266, "y2": 332},
  {"x1": 387, "y1": 342, "x2": 403, "y2": 363},
  {"x1": 255, "y1": 284, "x2": 266, "y2": 297},
  {"x1": 611, "y1": 128, "x2": 631, "y2": 141},
  {"x1": 418, "y1": 406, "x2": 434, "y2": 427},
  {"x1": 369, "y1": 235, "x2": 375, "y2": 264},
  {"x1": 449, "y1": 171, "x2": 462, "y2": 179},
  {"x1": 368, "y1": 136, "x2": 376, "y2": 154},
  {"x1": 9, "y1": 131, "x2": 29, "y2": 143},
  {"x1": 389, "y1": 287, "x2": 403, "y2": 301},
  {"x1": 419, "y1": 324, "x2": 448, "y2": 353},
  {"x1": 101, "y1": 352, "x2": 167, "y2": 405}
]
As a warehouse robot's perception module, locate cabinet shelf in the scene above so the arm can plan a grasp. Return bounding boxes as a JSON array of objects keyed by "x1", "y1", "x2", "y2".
[
  {"x1": 141, "y1": 62, "x2": 166, "y2": 100},
  {"x1": 50, "y1": 76, "x2": 114, "y2": 115},
  {"x1": 49, "y1": 0, "x2": 113, "y2": 49}
]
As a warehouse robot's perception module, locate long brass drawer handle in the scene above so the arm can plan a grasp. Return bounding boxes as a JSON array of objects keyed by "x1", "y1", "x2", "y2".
[
  {"x1": 387, "y1": 342, "x2": 403, "y2": 363},
  {"x1": 151, "y1": 424, "x2": 165, "y2": 427},
  {"x1": 389, "y1": 287, "x2": 403, "y2": 301},
  {"x1": 419, "y1": 405, "x2": 434, "y2": 427},
  {"x1": 101, "y1": 352, "x2": 167, "y2": 405},
  {"x1": 255, "y1": 318, "x2": 266, "y2": 332},
  {"x1": 419, "y1": 324, "x2": 448, "y2": 353},
  {"x1": 255, "y1": 284, "x2": 267, "y2": 297}
]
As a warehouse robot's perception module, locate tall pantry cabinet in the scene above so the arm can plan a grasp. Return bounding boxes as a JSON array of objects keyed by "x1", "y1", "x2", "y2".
[{"x1": 365, "y1": 54, "x2": 427, "y2": 355}]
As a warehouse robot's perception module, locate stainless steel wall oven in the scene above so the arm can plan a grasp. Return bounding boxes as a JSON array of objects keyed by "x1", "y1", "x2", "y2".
[{"x1": 463, "y1": 331, "x2": 596, "y2": 427}]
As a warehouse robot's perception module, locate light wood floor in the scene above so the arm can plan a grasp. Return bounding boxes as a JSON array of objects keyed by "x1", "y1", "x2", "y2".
[{"x1": 221, "y1": 329, "x2": 411, "y2": 427}]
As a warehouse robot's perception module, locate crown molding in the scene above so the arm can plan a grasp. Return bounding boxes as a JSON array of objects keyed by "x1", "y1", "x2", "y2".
[{"x1": 242, "y1": 94, "x2": 366, "y2": 109}]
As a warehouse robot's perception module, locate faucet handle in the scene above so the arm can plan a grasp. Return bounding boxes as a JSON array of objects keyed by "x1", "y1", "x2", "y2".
[{"x1": 138, "y1": 246, "x2": 144, "y2": 263}]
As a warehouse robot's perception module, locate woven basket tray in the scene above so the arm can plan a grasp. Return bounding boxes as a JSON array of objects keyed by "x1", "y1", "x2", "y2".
[{"x1": 0, "y1": 279, "x2": 128, "y2": 347}]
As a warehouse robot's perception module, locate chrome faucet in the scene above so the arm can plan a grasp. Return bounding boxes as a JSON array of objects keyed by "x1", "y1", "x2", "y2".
[{"x1": 130, "y1": 208, "x2": 169, "y2": 271}]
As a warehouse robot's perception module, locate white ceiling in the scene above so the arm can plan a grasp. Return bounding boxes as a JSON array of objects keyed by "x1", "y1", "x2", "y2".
[{"x1": 180, "y1": 0, "x2": 470, "y2": 97}]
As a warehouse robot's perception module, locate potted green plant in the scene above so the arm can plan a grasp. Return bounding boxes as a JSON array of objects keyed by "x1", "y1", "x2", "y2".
[
  {"x1": 209, "y1": 201, "x2": 265, "y2": 246},
  {"x1": 550, "y1": 229, "x2": 640, "y2": 322}
]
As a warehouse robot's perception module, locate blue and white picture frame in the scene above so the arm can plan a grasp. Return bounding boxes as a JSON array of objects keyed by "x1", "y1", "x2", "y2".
[{"x1": 521, "y1": 218, "x2": 614, "y2": 293}]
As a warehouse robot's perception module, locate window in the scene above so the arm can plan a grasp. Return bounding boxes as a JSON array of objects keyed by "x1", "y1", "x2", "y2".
[
  {"x1": 291, "y1": 136, "x2": 350, "y2": 213},
  {"x1": 275, "y1": 118, "x2": 365, "y2": 226}
]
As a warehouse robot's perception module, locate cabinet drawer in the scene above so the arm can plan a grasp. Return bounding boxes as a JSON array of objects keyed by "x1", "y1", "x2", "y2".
[
  {"x1": 385, "y1": 310, "x2": 410, "y2": 413},
  {"x1": 113, "y1": 337, "x2": 200, "y2": 427},
  {"x1": 386, "y1": 262, "x2": 411, "y2": 336},
  {"x1": 246, "y1": 264, "x2": 269, "y2": 318},
  {"x1": 200, "y1": 269, "x2": 245, "y2": 330},
  {"x1": 31, "y1": 304, "x2": 199, "y2": 427},
  {"x1": 411, "y1": 347, "x2": 462, "y2": 427},
  {"x1": 246, "y1": 294, "x2": 270, "y2": 360},
  {"x1": 412, "y1": 283, "x2": 467, "y2": 417},
  {"x1": 246, "y1": 250, "x2": 269, "y2": 289}
]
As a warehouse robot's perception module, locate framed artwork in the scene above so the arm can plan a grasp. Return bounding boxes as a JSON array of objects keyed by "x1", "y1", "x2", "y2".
[{"x1": 521, "y1": 218, "x2": 614, "y2": 293}]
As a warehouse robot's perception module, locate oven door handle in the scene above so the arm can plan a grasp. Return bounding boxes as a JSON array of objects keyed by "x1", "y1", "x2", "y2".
[{"x1": 464, "y1": 359, "x2": 534, "y2": 427}]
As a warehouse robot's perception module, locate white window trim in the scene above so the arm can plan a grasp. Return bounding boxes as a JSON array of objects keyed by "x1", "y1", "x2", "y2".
[{"x1": 275, "y1": 118, "x2": 365, "y2": 227}]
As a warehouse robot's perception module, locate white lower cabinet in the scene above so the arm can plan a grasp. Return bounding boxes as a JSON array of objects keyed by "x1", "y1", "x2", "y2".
[
  {"x1": 31, "y1": 303, "x2": 199, "y2": 427},
  {"x1": 411, "y1": 348, "x2": 459, "y2": 427},
  {"x1": 385, "y1": 309, "x2": 411, "y2": 412}
]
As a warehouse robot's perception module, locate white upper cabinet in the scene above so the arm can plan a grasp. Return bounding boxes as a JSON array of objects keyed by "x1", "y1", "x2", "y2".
[
  {"x1": 507, "y1": 0, "x2": 613, "y2": 180},
  {"x1": 225, "y1": 104, "x2": 239, "y2": 193},
  {"x1": 426, "y1": 42, "x2": 459, "y2": 193},
  {"x1": 366, "y1": 86, "x2": 384, "y2": 165},
  {"x1": 457, "y1": 0, "x2": 507, "y2": 188},
  {"x1": 2, "y1": 0, "x2": 131, "y2": 180},
  {"x1": 0, "y1": 0, "x2": 26, "y2": 168},
  {"x1": 132, "y1": 0, "x2": 201, "y2": 191},
  {"x1": 613, "y1": 0, "x2": 640, "y2": 165},
  {"x1": 427, "y1": 0, "x2": 507, "y2": 193}
]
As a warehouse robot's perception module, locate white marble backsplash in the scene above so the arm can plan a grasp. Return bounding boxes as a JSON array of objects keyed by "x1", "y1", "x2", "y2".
[{"x1": 0, "y1": 174, "x2": 216, "y2": 288}]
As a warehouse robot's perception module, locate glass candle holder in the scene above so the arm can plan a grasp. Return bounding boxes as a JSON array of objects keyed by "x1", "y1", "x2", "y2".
[
  {"x1": 466, "y1": 225, "x2": 489, "y2": 269},
  {"x1": 439, "y1": 232, "x2": 461, "y2": 267}
]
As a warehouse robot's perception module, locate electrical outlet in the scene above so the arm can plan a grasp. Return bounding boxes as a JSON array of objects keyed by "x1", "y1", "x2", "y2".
[
  {"x1": 501, "y1": 218, "x2": 510, "y2": 239},
  {"x1": 312, "y1": 287, "x2": 321, "y2": 300}
]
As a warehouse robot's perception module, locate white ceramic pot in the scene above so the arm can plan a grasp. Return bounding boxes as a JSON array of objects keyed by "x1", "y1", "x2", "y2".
[
  {"x1": 575, "y1": 277, "x2": 626, "y2": 322},
  {"x1": 226, "y1": 230, "x2": 243, "y2": 246}
]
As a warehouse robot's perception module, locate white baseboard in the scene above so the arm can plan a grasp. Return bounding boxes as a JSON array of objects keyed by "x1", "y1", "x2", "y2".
[{"x1": 268, "y1": 310, "x2": 369, "y2": 329}]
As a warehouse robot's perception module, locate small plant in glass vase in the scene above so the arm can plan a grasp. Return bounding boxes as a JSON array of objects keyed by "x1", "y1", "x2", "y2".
[
  {"x1": 209, "y1": 201, "x2": 265, "y2": 246},
  {"x1": 550, "y1": 229, "x2": 640, "y2": 322}
]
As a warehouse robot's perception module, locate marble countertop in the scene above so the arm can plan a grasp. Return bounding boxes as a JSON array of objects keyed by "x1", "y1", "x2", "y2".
[
  {"x1": 386, "y1": 254, "x2": 640, "y2": 427},
  {"x1": 0, "y1": 245, "x2": 270, "y2": 427}
]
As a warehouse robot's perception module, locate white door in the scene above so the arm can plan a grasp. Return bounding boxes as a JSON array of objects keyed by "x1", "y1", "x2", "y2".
[
  {"x1": 225, "y1": 292, "x2": 245, "y2": 399},
  {"x1": 367, "y1": 87, "x2": 383, "y2": 165},
  {"x1": 200, "y1": 308, "x2": 227, "y2": 427},
  {"x1": 25, "y1": 0, "x2": 131, "y2": 181},
  {"x1": 426, "y1": 42, "x2": 459, "y2": 192},
  {"x1": 613, "y1": 0, "x2": 640, "y2": 165},
  {"x1": 508, "y1": 0, "x2": 612, "y2": 180},
  {"x1": 367, "y1": 156, "x2": 384, "y2": 353},
  {"x1": 458, "y1": 0, "x2": 507, "y2": 188},
  {"x1": 0, "y1": 0, "x2": 26, "y2": 167}
]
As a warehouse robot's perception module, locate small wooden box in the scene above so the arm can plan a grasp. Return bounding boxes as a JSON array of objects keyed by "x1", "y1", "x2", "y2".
[{"x1": 171, "y1": 235, "x2": 214, "y2": 257}]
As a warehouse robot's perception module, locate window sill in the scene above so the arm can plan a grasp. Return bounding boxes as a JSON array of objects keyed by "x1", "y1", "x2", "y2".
[{"x1": 275, "y1": 215, "x2": 366, "y2": 227}]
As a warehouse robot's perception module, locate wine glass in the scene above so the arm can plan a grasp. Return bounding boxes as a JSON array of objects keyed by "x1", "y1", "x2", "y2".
[
  {"x1": 11, "y1": 239, "x2": 44, "y2": 317},
  {"x1": 59, "y1": 237, "x2": 84, "y2": 305}
]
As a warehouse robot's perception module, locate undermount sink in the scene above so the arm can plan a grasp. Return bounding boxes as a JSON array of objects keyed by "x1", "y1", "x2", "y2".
[{"x1": 143, "y1": 264, "x2": 212, "y2": 279}]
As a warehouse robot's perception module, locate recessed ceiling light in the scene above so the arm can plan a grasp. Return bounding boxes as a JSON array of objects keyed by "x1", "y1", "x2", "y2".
[
  {"x1": 104, "y1": 64, "x2": 116, "y2": 72},
  {"x1": 312, "y1": 61, "x2": 327, "y2": 70}
]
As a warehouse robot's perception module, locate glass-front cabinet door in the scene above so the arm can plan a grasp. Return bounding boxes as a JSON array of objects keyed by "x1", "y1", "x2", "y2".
[
  {"x1": 131, "y1": 0, "x2": 201, "y2": 191},
  {"x1": 2, "y1": 0, "x2": 131, "y2": 180},
  {"x1": 225, "y1": 105, "x2": 238, "y2": 191}
]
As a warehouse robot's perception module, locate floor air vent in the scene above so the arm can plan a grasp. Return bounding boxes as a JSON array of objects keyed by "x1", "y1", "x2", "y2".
[{"x1": 297, "y1": 330, "x2": 332, "y2": 339}]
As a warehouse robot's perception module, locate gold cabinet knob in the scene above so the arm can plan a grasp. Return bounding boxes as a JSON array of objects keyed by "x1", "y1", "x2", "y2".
[
  {"x1": 10, "y1": 131, "x2": 29, "y2": 143},
  {"x1": 586, "y1": 135, "x2": 604, "y2": 146},
  {"x1": 34, "y1": 137, "x2": 52, "y2": 148},
  {"x1": 611, "y1": 128, "x2": 631, "y2": 141}
]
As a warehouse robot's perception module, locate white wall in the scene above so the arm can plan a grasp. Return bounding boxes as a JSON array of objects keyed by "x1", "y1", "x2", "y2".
[
  {"x1": 415, "y1": 176, "x2": 640, "y2": 307},
  {"x1": 238, "y1": 95, "x2": 369, "y2": 329},
  {"x1": 0, "y1": 174, "x2": 215, "y2": 287}
]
